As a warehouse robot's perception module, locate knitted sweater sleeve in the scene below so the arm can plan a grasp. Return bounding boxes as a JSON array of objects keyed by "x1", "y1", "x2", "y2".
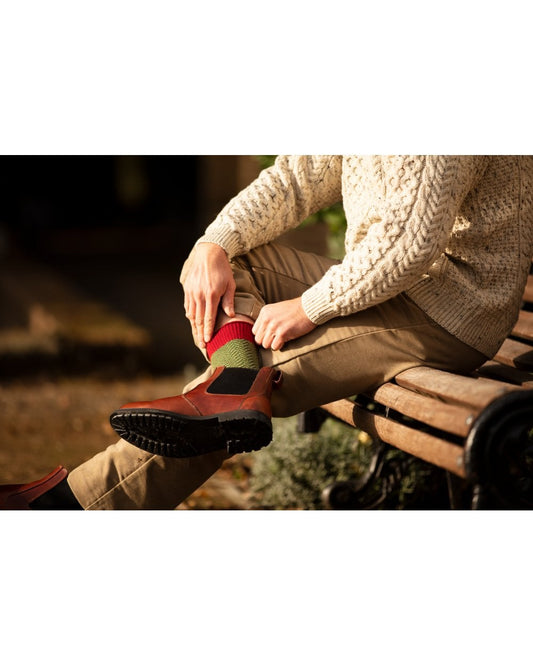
[
  {"x1": 196, "y1": 155, "x2": 343, "y2": 257},
  {"x1": 301, "y1": 156, "x2": 485, "y2": 324}
]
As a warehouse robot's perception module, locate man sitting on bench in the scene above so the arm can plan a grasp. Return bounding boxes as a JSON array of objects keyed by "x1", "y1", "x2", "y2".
[{"x1": 2, "y1": 155, "x2": 532, "y2": 510}]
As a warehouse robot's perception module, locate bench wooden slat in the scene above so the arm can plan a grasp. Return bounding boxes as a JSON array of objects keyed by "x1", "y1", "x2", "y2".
[
  {"x1": 512, "y1": 310, "x2": 533, "y2": 342},
  {"x1": 476, "y1": 360, "x2": 533, "y2": 388},
  {"x1": 493, "y1": 338, "x2": 533, "y2": 370},
  {"x1": 315, "y1": 262, "x2": 533, "y2": 507},
  {"x1": 394, "y1": 366, "x2": 520, "y2": 410},
  {"x1": 321, "y1": 398, "x2": 466, "y2": 478},
  {"x1": 368, "y1": 382, "x2": 475, "y2": 438}
]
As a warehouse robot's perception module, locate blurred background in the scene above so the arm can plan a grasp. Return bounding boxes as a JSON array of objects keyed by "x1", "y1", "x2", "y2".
[
  {"x1": 0, "y1": 155, "x2": 329, "y2": 506},
  {"x1": 0, "y1": 156, "x2": 268, "y2": 501},
  {"x1": 0, "y1": 155, "x2": 267, "y2": 377}
]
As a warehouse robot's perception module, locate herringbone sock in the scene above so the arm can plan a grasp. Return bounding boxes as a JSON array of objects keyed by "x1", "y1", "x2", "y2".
[{"x1": 206, "y1": 321, "x2": 260, "y2": 370}]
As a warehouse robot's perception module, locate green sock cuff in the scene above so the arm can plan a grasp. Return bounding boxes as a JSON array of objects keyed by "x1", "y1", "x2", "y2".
[{"x1": 210, "y1": 339, "x2": 260, "y2": 370}]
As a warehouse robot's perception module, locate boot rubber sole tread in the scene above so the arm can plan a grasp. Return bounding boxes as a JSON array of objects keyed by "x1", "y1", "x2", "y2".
[{"x1": 110, "y1": 408, "x2": 273, "y2": 458}]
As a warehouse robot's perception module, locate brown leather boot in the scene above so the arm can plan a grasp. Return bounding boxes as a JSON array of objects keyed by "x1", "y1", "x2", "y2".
[
  {"x1": 0, "y1": 466, "x2": 68, "y2": 509},
  {"x1": 110, "y1": 366, "x2": 283, "y2": 458}
]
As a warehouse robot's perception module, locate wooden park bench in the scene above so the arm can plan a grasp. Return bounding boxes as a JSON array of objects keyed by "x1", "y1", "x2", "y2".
[{"x1": 298, "y1": 266, "x2": 533, "y2": 510}]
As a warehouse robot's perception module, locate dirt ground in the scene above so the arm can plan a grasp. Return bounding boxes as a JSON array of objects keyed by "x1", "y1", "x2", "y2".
[{"x1": 0, "y1": 371, "x2": 255, "y2": 509}]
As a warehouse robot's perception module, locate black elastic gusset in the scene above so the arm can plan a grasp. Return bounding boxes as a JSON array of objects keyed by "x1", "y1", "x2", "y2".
[
  {"x1": 30, "y1": 478, "x2": 83, "y2": 510},
  {"x1": 206, "y1": 367, "x2": 259, "y2": 395}
]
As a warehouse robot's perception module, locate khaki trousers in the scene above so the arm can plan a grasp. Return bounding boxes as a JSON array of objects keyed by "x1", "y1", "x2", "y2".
[{"x1": 68, "y1": 243, "x2": 486, "y2": 509}]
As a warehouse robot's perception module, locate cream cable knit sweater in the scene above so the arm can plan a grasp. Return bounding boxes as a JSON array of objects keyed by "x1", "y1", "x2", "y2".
[{"x1": 197, "y1": 156, "x2": 533, "y2": 358}]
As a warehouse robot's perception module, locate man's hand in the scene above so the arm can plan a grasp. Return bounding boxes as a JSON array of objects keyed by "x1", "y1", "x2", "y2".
[
  {"x1": 252, "y1": 297, "x2": 316, "y2": 351},
  {"x1": 181, "y1": 242, "x2": 236, "y2": 348}
]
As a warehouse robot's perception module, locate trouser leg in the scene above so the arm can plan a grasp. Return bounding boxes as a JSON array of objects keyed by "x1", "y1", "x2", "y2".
[
  {"x1": 68, "y1": 440, "x2": 228, "y2": 510},
  {"x1": 68, "y1": 242, "x2": 486, "y2": 509},
  {"x1": 230, "y1": 243, "x2": 487, "y2": 416}
]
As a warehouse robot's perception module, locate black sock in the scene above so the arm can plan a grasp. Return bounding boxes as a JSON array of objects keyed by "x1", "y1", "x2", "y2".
[{"x1": 30, "y1": 478, "x2": 83, "y2": 510}]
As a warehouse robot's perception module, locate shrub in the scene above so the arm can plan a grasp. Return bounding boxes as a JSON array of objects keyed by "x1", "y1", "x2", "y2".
[
  {"x1": 249, "y1": 416, "x2": 449, "y2": 510},
  {"x1": 249, "y1": 417, "x2": 372, "y2": 510}
]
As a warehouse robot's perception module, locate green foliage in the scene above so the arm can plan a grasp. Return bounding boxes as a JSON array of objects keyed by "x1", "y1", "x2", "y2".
[
  {"x1": 377, "y1": 447, "x2": 449, "y2": 509},
  {"x1": 249, "y1": 417, "x2": 368, "y2": 510},
  {"x1": 255, "y1": 155, "x2": 277, "y2": 170},
  {"x1": 249, "y1": 416, "x2": 449, "y2": 510},
  {"x1": 303, "y1": 202, "x2": 346, "y2": 259}
]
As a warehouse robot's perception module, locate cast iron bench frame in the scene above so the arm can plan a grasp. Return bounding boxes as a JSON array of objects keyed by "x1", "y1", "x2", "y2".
[{"x1": 298, "y1": 266, "x2": 533, "y2": 510}]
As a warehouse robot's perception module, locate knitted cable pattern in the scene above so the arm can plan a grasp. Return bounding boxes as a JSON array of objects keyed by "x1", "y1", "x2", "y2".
[
  {"x1": 303, "y1": 156, "x2": 464, "y2": 321},
  {"x1": 197, "y1": 155, "x2": 533, "y2": 358}
]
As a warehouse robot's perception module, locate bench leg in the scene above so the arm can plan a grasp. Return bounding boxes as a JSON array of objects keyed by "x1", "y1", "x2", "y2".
[
  {"x1": 297, "y1": 408, "x2": 329, "y2": 434},
  {"x1": 322, "y1": 439, "x2": 393, "y2": 509},
  {"x1": 300, "y1": 409, "x2": 451, "y2": 509},
  {"x1": 446, "y1": 472, "x2": 472, "y2": 509},
  {"x1": 299, "y1": 409, "x2": 398, "y2": 509}
]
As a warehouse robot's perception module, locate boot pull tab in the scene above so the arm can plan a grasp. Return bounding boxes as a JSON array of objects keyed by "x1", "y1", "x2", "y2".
[{"x1": 272, "y1": 369, "x2": 283, "y2": 390}]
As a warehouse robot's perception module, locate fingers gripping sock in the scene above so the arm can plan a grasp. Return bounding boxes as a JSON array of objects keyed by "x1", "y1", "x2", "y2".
[{"x1": 207, "y1": 321, "x2": 260, "y2": 370}]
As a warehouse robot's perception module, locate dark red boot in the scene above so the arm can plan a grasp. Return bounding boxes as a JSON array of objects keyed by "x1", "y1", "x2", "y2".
[
  {"x1": 110, "y1": 366, "x2": 282, "y2": 458},
  {"x1": 0, "y1": 466, "x2": 68, "y2": 509}
]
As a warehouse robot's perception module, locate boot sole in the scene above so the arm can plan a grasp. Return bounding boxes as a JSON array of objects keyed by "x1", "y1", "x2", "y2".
[{"x1": 109, "y1": 408, "x2": 273, "y2": 458}]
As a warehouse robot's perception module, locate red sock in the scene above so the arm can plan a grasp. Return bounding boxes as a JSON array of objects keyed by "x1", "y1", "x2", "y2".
[{"x1": 206, "y1": 322, "x2": 260, "y2": 369}]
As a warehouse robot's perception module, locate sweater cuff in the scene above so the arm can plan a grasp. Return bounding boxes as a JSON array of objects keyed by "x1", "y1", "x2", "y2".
[
  {"x1": 301, "y1": 284, "x2": 338, "y2": 325},
  {"x1": 196, "y1": 225, "x2": 244, "y2": 260}
]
